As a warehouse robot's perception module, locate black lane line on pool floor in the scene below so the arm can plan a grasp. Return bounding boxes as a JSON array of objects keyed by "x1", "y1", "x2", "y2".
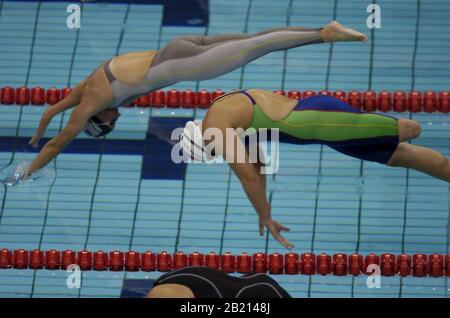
[
  {"x1": 307, "y1": 0, "x2": 338, "y2": 298},
  {"x1": 173, "y1": 22, "x2": 211, "y2": 253},
  {"x1": 399, "y1": 0, "x2": 421, "y2": 298},
  {"x1": 77, "y1": 5, "x2": 131, "y2": 298},
  {"x1": 351, "y1": 0, "x2": 378, "y2": 297},
  {"x1": 29, "y1": 1, "x2": 84, "y2": 297},
  {"x1": 217, "y1": 0, "x2": 253, "y2": 256},
  {"x1": 262, "y1": 0, "x2": 295, "y2": 255},
  {"x1": 0, "y1": 1, "x2": 42, "y2": 225},
  {"x1": 128, "y1": 6, "x2": 173, "y2": 257}
]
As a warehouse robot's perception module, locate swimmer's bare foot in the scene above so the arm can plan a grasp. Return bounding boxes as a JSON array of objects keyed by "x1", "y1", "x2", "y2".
[{"x1": 321, "y1": 21, "x2": 368, "y2": 42}]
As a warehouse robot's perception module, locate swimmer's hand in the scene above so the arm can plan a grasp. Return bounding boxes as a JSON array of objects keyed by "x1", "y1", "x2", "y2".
[
  {"x1": 1, "y1": 163, "x2": 38, "y2": 186},
  {"x1": 259, "y1": 218, "x2": 294, "y2": 250},
  {"x1": 29, "y1": 130, "x2": 44, "y2": 148},
  {"x1": 2, "y1": 171, "x2": 27, "y2": 186},
  {"x1": 1, "y1": 172, "x2": 39, "y2": 187}
]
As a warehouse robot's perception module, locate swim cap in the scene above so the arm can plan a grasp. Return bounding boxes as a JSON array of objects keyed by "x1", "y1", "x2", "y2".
[
  {"x1": 179, "y1": 120, "x2": 208, "y2": 162},
  {"x1": 84, "y1": 115, "x2": 116, "y2": 137}
]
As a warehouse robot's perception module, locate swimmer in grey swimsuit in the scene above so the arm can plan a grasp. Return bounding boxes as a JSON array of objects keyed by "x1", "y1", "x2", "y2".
[
  {"x1": 103, "y1": 21, "x2": 367, "y2": 108},
  {"x1": 11, "y1": 21, "x2": 367, "y2": 182}
]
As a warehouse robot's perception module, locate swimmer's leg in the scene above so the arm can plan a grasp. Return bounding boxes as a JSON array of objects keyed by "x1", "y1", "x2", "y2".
[
  {"x1": 387, "y1": 142, "x2": 450, "y2": 182},
  {"x1": 385, "y1": 118, "x2": 445, "y2": 178},
  {"x1": 148, "y1": 21, "x2": 367, "y2": 86},
  {"x1": 397, "y1": 118, "x2": 422, "y2": 142}
]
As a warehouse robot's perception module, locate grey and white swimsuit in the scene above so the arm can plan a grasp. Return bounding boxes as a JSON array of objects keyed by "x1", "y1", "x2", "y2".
[{"x1": 104, "y1": 26, "x2": 324, "y2": 107}]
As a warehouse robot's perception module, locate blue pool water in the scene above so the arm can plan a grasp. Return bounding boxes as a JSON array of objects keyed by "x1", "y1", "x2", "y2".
[{"x1": 0, "y1": 0, "x2": 449, "y2": 298}]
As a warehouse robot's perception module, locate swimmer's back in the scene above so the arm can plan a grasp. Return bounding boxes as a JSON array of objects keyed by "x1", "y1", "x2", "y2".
[
  {"x1": 109, "y1": 50, "x2": 157, "y2": 86},
  {"x1": 153, "y1": 266, "x2": 291, "y2": 298}
]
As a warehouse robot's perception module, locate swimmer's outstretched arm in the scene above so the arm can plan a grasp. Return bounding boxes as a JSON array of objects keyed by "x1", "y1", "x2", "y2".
[
  {"x1": 29, "y1": 80, "x2": 86, "y2": 148},
  {"x1": 213, "y1": 123, "x2": 293, "y2": 249},
  {"x1": 27, "y1": 104, "x2": 97, "y2": 176},
  {"x1": 147, "y1": 21, "x2": 367, "y2": 88},
  {"x1": 229, "y1": 160, "x2": 294, "y2": 250}
]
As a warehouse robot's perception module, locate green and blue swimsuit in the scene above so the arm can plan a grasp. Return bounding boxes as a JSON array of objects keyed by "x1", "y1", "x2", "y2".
[{"x1": 227, "y1": 91, "x2": 399, "y2": 164}]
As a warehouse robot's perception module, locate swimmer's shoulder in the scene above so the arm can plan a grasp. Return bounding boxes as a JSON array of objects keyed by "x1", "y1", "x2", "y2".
[
  {"x1": 247, "y1": 89, "x2": 298, "y2": 121},
  {"x1": 204, "y1": 92, "x2": 254, "y2": 130}
]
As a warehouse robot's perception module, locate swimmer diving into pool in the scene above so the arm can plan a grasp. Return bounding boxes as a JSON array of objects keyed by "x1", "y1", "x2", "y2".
[
  {"x1": 179, "y1": 90, "x2": 450, "y2": 249},
  {"x1": 2, "y1": 21, "x2": 367, "y2": 186}
]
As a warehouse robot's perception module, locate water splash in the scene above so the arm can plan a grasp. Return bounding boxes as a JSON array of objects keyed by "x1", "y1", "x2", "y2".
[{"x1": 0, "y1": 161, "x2": 55, "y2": 188}]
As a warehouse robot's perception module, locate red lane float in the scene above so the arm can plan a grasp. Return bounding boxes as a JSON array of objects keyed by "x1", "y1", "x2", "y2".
[
  {"x1": 157, "y1": 251, "x2": 171, "y2": 271},
  {"x1": 61, "y1": 87, "x2": 72, "y2": 99},
  {"x1": 438, "y1": 92, "x2": 449, "y2": 113},
  {"x1": 45, "y1": 250, "x2": 61, "y2": 270},
  {"x1": 398, "y1": 254, "x2": 411, "y2": 277},
  {"x1": 333, "y1": 91, "x2": 346, "y2": 102},
  {"x1": 12, "y1": 249, "x2": 28, "y2": 269},
  {"x1": 408, "y1": 91, "x2": 422, "y2": 112},
  {"x1": 109, "y1": 251, "x2": 124, "y2": 271},
  {"x1": 1, "y1": 86, "x2": 15, "y2": 104},
  {"x1": 2, "y1": 87, "x2": 450, "y2": 114},
  {"x1": 284, "y1": 253, "x2": 298, "y2": 274},
  {"x1": 125, "y1": 251, "x2": 140, "y2": 272},
  {"x1": 221, "y1": 252, "x2": 236, "y2": 273},
  {"x1": 189, "y1": 252, "x2": 204, "y2": 267},
  {"x1": 15, "y1": 87, "x2": 30, "y2": 105},
  {"x1": 333, "y1": 253, "x2": 347, "y2": 276},
  {"x1": 0, "y1": 248, "x2": 449, "y2": 277},
  {"x1": 380, "y1": 253, "x2": 397, "y2": 276},
  {"x1": 205, "y1": 252, "x2": 220, "y2": 270},
  {"x1": 167, "y1": 89, "x2": 181, "y2": 108},
  {"x1": 237, "y1": 252, "x2": 251, "y2": 273},
  {"x1": 317, "y1": 253, "x2": 332, "y2": 275},
  {"x1": 62, "y1": 250, "x2": 76, "y2": 270},
  {"x1": 347, "y1": 91, "x2": 362, "y2": 109},
  {"x1": 134, "y1": 94, "x2": 150, "y2": 107},
  {"x1": 300, "y1": 253, "x2": 316, "y2": 275},
  {"x1": 269, "y1": 253, "x2": 283, "y2": 274},
  {"x1": 151, "y1": 90, "x2": 166, "y2": 108},
  {"x1": 378, "y1": 91, "x2": 392, "y2": 112},
  {"x1": 363, "y1": 91, "x2": 377, "y2": 112},
  {"x1": 288, "y1": 90, "x2": 301, "y2": 100},
  {"x1": 141, "y1": 251, "x2": 156, "y2": 271},
  {"x1": 173, "y1": 251, "x2": 188, "y2": 269},
  {"x1": 31, "y1": 87, "x2": 45, "y2": 105},
  {"x1": 348, "y1": 254, "x2": 363, "y2": 276},
  {"x1": 46, "y1": 87, "x2": 61, "y2": 105},
  {"x1": 77, "y1": 250, "x2": 93, "y2": 271},
  {"x1": 29, "y1": 249, "x2": 44, "y2": 270},
  {"x1": 93, "y1": 250, "x2": 108, "y2": 271},
  {"x1": 424, "y1": 91, "x2": 437, "y2": 113},
  {"x1": 182, "y1": 89, "x2": 196, "y2": 108},
  {"x1": 252, "y1": 253, "x2": 267, "y2": 273},
  {"x1": 302, "y1": 90, "x2": 316, "y2": 99},
  {"x1": 197, "y1": 89, "x2": 212, "y2": 109},
  {"x1": 429, "y1": 254, "x2": 443, "y2": 277},
  {"x1": 393, "y1": 91, "x2": 407, "y2": 112}
]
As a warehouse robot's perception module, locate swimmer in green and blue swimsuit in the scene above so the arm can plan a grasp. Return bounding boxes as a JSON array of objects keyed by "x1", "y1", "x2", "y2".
[
  {"x1": 180, "y1": 89, "x2": 449, "y2": 249},
  {"x1": 247, "y1": 93, "x2": 399, "y2": 164}
]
